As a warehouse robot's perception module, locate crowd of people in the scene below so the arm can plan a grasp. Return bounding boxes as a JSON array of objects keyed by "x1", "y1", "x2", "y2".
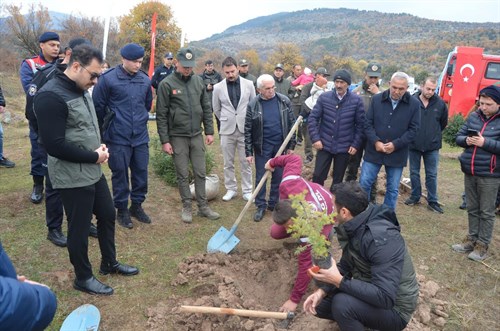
[{"x1": 0, "y1": 30, "x2": 498, "y2": 330}]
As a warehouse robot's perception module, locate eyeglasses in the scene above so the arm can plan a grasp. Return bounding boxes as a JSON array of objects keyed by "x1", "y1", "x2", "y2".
[{"x1": 81, "y1": 65, "x2": 101, "y2": 80}]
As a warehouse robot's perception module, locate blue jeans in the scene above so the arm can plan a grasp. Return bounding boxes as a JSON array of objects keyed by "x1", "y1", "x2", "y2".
[
  {"x1": 360, "y1": 161, "x2": 403, "y2": 210},
  {"x1": 408, "y1": 149, "x2": 439, "y2": 203},
  {"x1": 254, "y1": 143, "x2": 283, "y2": 209}
]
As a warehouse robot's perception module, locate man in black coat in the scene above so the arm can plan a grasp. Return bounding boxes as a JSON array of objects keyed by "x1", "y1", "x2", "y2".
[
  {"x1": 360, "y1": 71, "x2": 420, "y2": 210},
  {"x1": 304, "y1": 181, "x2": 419, "y2": 330},
  {"x1": 405, "y1": 77, "x2": 448, "y2": 213}
]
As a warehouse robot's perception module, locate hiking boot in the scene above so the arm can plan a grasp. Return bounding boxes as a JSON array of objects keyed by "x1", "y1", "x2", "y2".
[
  {"x1": 181, "y1": 206, "x2": 192, "y2": 223},
  {"x1": 47, "y1": 228, "x2": 67, "y2": 247},
  {"x1": 30, "y1": 184, "x2": 44, "y2": 204},
  {"x1": 0, "y1": 157, "x2": 15, "y2": 168},
  {"x1": 427, "y1": 202, "x2": 444, "y2": 214},
  {"x1": 404, "y1": 197, "x2": 420, "y2": 206},
  {"x1": 197, "y1": 206, "x2": 220, "y2": 220},
  {"x1": 452, "y1": 236, "x2": 475, "y2": 253},
  {"x1": 468, "y1": 241, "x2": 488, "y2": 261},
  {"x1": 129, "y1": 203, "x2": 151, "y2": 224},
  {"x1": 117, "y1": 209, "x2": 133, "y2": 229}
]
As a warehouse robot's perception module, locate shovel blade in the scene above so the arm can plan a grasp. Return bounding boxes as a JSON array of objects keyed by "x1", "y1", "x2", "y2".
[{"x1": 207, "y1": 226, "x2": 240, "y2": 254}]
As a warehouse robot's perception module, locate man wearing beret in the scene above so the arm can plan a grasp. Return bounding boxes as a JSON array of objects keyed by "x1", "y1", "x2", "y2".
[
  {"x1": 452, "y1": 85, "x2": 500, "y2": 261},
  {"x1": 308, "y1": 69, "x2": 365, "y2": 192},
  {"x1": 35, "y1": 44, "x2": 139, "y2": 295},
  {"x1": 360, "y1": 72, "x2": 420, "y2": 210},
  {"x1": 156, "y1": 47, "x2": 220, "y2": 223},
  {"x1": 20, "y1": 31, "x2": 61, "y2": 205},
  {"x1": 27, "y1": 38, "x2": 97, "y2": 247},
  {"x1": 151, "y1": 52, "x2": 175, "y2": 90},
  {"x1": 93, "y1": 43, "x2": 153, "y2": 229}
]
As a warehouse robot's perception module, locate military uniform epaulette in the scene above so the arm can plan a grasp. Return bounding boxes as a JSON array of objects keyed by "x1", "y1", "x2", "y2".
[{"x1": 100, "y1": 67, "x2": 116, "y2": 76}]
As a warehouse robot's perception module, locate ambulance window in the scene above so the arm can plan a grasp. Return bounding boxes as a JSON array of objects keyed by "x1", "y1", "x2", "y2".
[{"x1": 485, "y1": 62, "x2": 500, "y2": 80}]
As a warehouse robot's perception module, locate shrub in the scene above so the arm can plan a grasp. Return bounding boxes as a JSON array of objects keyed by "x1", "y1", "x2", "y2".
[
  {"x1": 150, "y1": 137, "x2": 216, "y2": 187},
  {"x1": 443, "y1": 114, "x2": 465, "y2": 148},
  {"x1": 287, "y1": 192, "x2": 336, "y2": 259}
]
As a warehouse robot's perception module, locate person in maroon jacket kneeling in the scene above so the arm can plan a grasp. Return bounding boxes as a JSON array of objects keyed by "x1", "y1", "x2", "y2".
[{"x1": 265, "y1": 154, "x2": 335, "y2": 313}]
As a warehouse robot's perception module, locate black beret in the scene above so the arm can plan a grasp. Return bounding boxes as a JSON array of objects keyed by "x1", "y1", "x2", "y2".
[
  {"x1": 120, "y1": 43, "x2": 145, "y2": 60},
  {"x1": 39, "y1": 31, "x2": 60, "y2": 43}
]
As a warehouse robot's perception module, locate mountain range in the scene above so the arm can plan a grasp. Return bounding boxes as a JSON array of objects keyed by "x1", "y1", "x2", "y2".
[{"x1": 191, "y1": 8, "x2": 500, "y2": 75}]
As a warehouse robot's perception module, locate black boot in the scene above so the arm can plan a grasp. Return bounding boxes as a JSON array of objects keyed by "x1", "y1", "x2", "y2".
[
  {"x1": 117, "y1": 209, "x2": 133, "y2": 229},
  {"x1": 459, "y1": 192, "x2": 467, "y2": 210},
  {"x1": 89, "y1": 222, "x2": 98, "y2": 238},
  {"x1": 129, "y1": 203, "x2": 151, "y2": 224},
  {"x1": 30, "y1": 178, "x2": 44, "y2": 204},
  {"x1": 47, "y1": 228, "x2": 67, "y2": 247}
]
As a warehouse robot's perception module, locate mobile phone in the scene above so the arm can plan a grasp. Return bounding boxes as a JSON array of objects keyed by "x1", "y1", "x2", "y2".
[{"x1": 467, "y1": 129, "x2": 479, "y2": 137}]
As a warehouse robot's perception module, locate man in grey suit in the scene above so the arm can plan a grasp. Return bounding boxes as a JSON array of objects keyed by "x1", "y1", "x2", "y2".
[{"x1": 213, "y1": 57, "x2": 256, "y2": 201}]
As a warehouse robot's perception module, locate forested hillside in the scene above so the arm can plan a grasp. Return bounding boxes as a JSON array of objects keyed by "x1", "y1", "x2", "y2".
[{"x1": 192, "y1": 8, "x2": 499, "y2": 77}]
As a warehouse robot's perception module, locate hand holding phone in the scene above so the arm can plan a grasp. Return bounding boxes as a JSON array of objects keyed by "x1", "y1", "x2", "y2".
[{"x1": 467, "y1": 129, "x2": 479, "y2": 137}]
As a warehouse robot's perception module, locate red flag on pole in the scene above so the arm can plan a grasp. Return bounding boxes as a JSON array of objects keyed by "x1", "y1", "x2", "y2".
[{"x1": 148, "y1": 12, "x2": 158, "y2": 79}]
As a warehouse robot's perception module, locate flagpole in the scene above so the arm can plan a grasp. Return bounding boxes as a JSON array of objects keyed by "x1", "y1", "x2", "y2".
[
  {"x1": 102, "y1": 2, "x2": 113, "y2": 59},
  {"x1": 148, "y1": 12, "x2": 158, "y2": 79}
]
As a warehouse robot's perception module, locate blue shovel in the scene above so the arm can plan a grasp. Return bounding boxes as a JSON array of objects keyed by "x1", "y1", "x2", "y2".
[
  {"x1": 207, "y1": 116, "x2": 303, "y2": 254},
  {"x1": 60, "y1": 304, "x2": 100, "y2": 331}
]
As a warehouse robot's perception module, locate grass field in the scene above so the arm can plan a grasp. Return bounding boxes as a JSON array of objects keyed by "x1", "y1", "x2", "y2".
[{"x1": 0, "y1": 73, "x2": 498, "y2": 330}]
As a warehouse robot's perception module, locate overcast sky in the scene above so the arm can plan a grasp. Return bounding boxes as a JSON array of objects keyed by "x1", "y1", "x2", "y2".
[{"x1": 1, "y1": 0, "x2": 499, "y2": 41}]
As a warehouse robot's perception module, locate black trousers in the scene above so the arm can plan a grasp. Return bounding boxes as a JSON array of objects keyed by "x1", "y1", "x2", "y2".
[
  {"x1": 58, "y1": 175, "x2": 116, "y2": 281},
  {"x1": 312, "y1": 150, "x2": 350, "y2": 191},
  {"x1": 45, "y1": 173, "x2": 64, "y2": 230},
  {"x1": 315, "y1": 291, "x2": 407, "y2": 331}
]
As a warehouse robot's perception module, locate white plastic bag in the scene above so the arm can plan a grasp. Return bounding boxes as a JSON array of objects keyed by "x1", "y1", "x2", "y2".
[{"x1": 190, "y1": 174, "x2": 220, "y2": 201}]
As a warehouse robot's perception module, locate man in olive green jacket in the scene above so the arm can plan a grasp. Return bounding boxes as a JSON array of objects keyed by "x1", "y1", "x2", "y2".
[{"x1": 156, "y1": 47, "x2": 220, "y2": 223}]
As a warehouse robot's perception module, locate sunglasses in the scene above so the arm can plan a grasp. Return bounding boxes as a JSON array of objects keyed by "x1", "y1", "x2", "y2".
[{"x1": 81, "y1": 65, "x2": 101, "y2": 80}]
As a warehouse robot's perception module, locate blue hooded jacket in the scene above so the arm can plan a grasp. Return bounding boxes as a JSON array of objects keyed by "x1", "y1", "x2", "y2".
[{"x1": 0, "y1": 241, "x2": 57, "y2": 330}]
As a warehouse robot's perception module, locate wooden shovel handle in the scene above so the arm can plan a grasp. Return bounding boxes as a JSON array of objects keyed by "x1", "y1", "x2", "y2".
[
  {"x1": 180, "y1": 305, "x2": 289, "y2": 319},
  {"x1": 230, "y1": 116, "x2": 303, "y2": 230}
]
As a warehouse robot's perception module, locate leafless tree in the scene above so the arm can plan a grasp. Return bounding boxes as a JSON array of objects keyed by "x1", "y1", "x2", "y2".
[{"x1": 4, "y1": 4, "x2": 53, "y2": 57}]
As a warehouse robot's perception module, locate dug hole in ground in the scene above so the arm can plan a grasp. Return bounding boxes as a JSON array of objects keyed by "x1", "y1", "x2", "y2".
[{"x1": 146, "y1": 239, "x2": 449, "y2": 330}]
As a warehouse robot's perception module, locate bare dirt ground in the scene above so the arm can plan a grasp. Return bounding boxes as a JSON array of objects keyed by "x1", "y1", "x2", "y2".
[
  {"x1": 1, "y1": 108, "x2": 497, "y2": 331},
  {"x1": 145, "y1": 245, "x2": 450, "y2": 331}
]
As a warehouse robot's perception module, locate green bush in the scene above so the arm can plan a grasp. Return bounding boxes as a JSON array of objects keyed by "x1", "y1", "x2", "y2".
[
  {"x1": 151, "y1": 137, "x2": 216, "y2": 187},
  {"x1": 443, "y1": 114, "x2": 465, "y2": 148},
  {"x1": 287, "y1": 192, "x2": 336, "y2": 259}
]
